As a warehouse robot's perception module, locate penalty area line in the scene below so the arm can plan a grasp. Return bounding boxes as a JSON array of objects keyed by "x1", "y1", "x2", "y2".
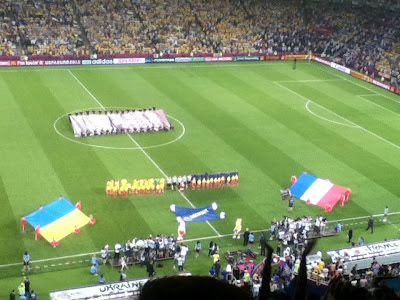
[
  {"x1": 67, "y1": 70, "x2": 221, "y2": 237},
  {"x1": 274, "y1": 81, "x2": 400, "y2": 152}
]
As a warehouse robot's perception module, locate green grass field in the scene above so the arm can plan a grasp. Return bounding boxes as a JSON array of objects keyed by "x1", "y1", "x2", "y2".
[{"x1": 1, "y1": 61, "x2": 400, "y2": 298}]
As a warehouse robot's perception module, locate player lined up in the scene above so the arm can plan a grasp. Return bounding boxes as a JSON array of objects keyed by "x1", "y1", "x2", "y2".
[
  {"x1": 191, "y1": 172, "x2": 239, "y2": 190},
  {"x1": 106, "y1": 178, "x2": 165, "y2": 197}
]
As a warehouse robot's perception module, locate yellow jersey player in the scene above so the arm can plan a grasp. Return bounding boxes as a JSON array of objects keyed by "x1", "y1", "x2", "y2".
[
  {"x1": 106, "y1": 180, "x2": 113, "y2": 196},
  {"x1": 126, "y1": 183, "x2": 132, "y2": 195},
  {"x1": 121, "y1": 179, "x2": 128, "y2": 196},
  {"x1": 215, "y1": 176, "x2": 220, "y2": 188},
  {"x1": 132, "y1": 180, "x2": 138, "y2": 195},
  {"x1": 150, "y1": 180, "x2": 155, "y2": 194},
  {"x1": 191, "y1": 177, "x2": 196, "y2": 190},
  {"x1": 202, "y1": 177, "x2": 206, "y2": 189},
  {"x1": 144, "y1": 180, "x2": 150, "y2": 194},
  {"x1": 233, "y1": 218, "x2": 242, "y2": 239},
  {"x1": 113, "y1": 181, "x2": 119, "y2": 197}
]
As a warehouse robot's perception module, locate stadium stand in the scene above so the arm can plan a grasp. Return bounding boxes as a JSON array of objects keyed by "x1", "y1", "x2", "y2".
[
  {"x1": 2, "y1": 1, "x2": 400, "y2": 298},
  {"x1": 0, "y1": 0, "x2": 399, "y2": 84}
]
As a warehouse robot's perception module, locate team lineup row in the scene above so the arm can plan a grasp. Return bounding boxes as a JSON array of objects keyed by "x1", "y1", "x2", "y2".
[{"x1": 105, "y1": 172, "x2": 240, "y2": 196}]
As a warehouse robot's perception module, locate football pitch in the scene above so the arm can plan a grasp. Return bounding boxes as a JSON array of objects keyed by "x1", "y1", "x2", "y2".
[{"x1": 1, "y1": 61, "x2": 400, "y2": 297}]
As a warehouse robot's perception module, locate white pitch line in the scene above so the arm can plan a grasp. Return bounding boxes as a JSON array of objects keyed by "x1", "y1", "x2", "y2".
[
  {"x1": 2, "y1": 211, "x2": 399, "y2": 269},
  {"x1": 314, "y1": 64, "x2": 400, "y2": 104},
  {"x1": 358, "y1": 95, "x2": 400, "y2": 117},
  {"x1": 67, "y1": 70, "x2": 221, "y2": 236},
  {"x1": 274, "y1": 81, "x2": 400, "y2": 151},
  {"x1": 276, "y1": 79, "x2": 342, "y2": 83},
  {"x1": 0, "y1": 62, "x2": 284, "y2": 73},
  {"x1": 68, "y1": 70, "x2": 105, "y2": 110},
  {"x1": 305, "y1": 101, "x2": 358, "y2": 128}
]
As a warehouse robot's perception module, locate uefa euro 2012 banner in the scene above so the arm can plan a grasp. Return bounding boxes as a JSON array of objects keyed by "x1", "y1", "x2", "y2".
[
  {"x1": 106, "y1": 178, "x2": 165, "y2": 196},
  {"x1": 170, "y1": 203, "x2": 225, "y2": 223}
]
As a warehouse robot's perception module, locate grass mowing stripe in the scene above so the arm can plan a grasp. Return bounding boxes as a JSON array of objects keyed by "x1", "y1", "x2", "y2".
[
  {"x1": 0, "y1": 175, "x2": 25, "y2": 264},
  {"x1": 284, "y1": 82, "x2": 400, "y2": 144},
  {"x1": 275, "y1": 81, "x2": 400, "y2": 151},
  {"x1": 67, "y1": 70, "x2": 221, "y2": 236},
  {"x1": 203, "y1": 67, "x2": 399, "y2": 214},
  {"x1": 138, "y1": 69, "x2": 308, "y2": 187},
  {"x1": 4, "y1": 72, "x2": 154, "y2": 257},
  {"x1": 2, "y1": 210, "x2": 400, "y2": 268},
  {"x1": 357, "y1": 95, "x2": 400, "y2": 116},
  {"x1": 312, "y1": 62, "x2": 400, "y2": 103},
  {"x1": 0, "y1": 62, "x2": 287, "y2": 73}
]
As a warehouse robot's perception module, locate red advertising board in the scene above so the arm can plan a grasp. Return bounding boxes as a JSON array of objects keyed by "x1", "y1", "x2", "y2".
[
  {"x1": 312, "y1": 56, "x2": 331, "y2": 66},
  {"x1": 266, "y1": 56, "x2": 280, "y2": 60},
  {"x1": 17, "y1": 60, "x2": 44, "y2": 66},
  {"x1": 284, "y1": 55, "x2": 307, "y2": 60},
  {"x1": 368, "y1": 78, "x2": 392, "y2": 91}
]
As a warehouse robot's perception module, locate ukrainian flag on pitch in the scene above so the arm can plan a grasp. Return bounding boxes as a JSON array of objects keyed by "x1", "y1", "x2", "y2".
[{"x1": 25, "y1": 197, "x2": 90, "y2": 242}]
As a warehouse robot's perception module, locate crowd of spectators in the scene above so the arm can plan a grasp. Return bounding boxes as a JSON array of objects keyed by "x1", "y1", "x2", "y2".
[
  {"x1": 0, "y1": 0, "x2": 87, "y2": 56},
  {"x1": 0, "y1": 0, "x2": 399, "y2": 81}
]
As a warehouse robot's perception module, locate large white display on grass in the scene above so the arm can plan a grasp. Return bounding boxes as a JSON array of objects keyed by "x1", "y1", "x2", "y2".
[{"x1": 69, "y1": 109, "x2": 173, "y2": 137}]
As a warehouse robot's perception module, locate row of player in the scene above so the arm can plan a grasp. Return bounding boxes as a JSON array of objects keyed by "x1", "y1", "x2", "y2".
[
  {"x1": 167, "y1": 172, "x2": 240, "y2": 190},
  {"x1": 106, "y1": 172, "x2": 240, "y2": 196},
  {"x1": 189, "y1": 172, "x2": 239, "y2": 190},
  {"x1": 106, "y1": 178, "x2": 166, "y2": 196}
]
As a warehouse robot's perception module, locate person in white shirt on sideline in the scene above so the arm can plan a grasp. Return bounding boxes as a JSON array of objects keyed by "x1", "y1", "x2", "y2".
[
  {"x1": 120, "y1": 255, "x2": 129, "y2": 271},
  {"x1": 384, "y1": 206, "x2": 389, "y2": 222},
  {"x1": 114, "y1": 242, "x2": 122, "y2": 262}
]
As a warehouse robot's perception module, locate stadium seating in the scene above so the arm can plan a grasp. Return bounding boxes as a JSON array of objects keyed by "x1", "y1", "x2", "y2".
[{"x1": 0, "y1": 0, "x2": 399, "y2": 81}]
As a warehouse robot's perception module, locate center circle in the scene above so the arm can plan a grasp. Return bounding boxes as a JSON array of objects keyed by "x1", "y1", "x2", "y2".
[{"x1": 54, "y1": 107, "x2": 186, "y2": 150}]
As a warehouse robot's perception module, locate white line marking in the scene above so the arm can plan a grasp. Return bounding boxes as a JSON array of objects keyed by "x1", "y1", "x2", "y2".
[
  {"x1": 68, "y1": 70, "x2": 221, "y2": 236},
  {"x1": 313, "y1": 63, "x2": 400, "y2": 104},
  {"x1": 305, "y1": 100, "x2": 358, "y2": 128},
  {"x1": 274, "y1": 81, "x2": 400, "y2": 151},
  {"x1": 68, "y1": 70, "x2": 105, "y2": 109},
  {"x1": 2, "y1": 211, "x2": 400, "y2": 268},
  {"x1": 0, "y1": 62, "x2": 284, "y2": 73},
  {"x1": 327, "y1": 211, "x2": 400, "y2": 224},
  {"x1": 358, "y1": 95, "x2": 400, "y2": 117},
  {"x1": 357, "y1": 94, "x2": 378, "y2": 97},
  {"x1": 276, "y1": 79, "x2": 342, "y2": 83}
]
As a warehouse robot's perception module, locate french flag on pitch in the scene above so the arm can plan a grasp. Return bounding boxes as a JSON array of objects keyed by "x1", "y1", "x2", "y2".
[{"x1": 290, "y1": 173, "x2": 349, "y2": 212}]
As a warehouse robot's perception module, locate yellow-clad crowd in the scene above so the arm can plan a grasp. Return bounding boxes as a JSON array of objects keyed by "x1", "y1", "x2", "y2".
[
  {"x1": 0, "y1": 0, "x2": 399, "y2": 79},
  {"x1": 106, "y1": 178, "x2": 165, "y2": 197}
]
